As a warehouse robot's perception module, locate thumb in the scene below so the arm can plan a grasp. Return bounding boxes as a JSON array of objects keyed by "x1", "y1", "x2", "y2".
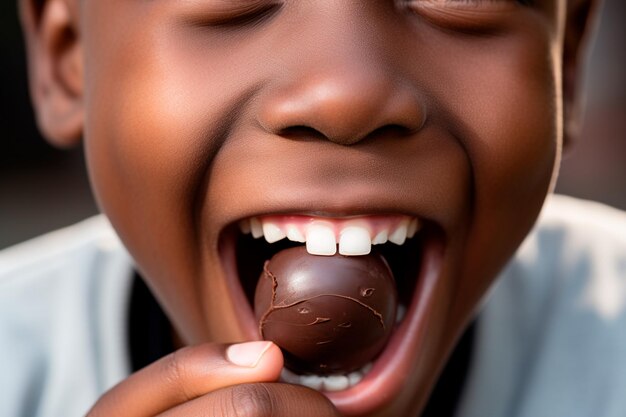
[{"x1": 224, "y1": 341, "x2": 281, "y2": 368}]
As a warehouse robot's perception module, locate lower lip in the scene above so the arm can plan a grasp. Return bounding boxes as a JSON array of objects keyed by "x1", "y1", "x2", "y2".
[
  {"x1": 220, "y1": 228, "x2": 263, "y2": 340},
  {"x1": 219, "y1": 228, "x2": 445, "y2": 416},
  {"x1": 325, "y1": 238, "x2": 443, "y2": 415}
]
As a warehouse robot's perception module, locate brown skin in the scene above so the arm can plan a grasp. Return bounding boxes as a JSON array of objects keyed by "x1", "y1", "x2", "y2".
[{"x1": 21, "y1": 0, "x2": 599, "y2": 416}]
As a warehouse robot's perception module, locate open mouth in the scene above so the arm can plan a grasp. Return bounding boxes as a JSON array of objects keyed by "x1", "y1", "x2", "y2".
[{"x1": 218, "y1": 212, "x2": 445, "y2": 414}]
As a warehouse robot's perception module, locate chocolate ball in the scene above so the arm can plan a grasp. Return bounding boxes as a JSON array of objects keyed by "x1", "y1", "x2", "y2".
[{"x1": 254, "y1": 246, "x2": 397, "y2": 375}]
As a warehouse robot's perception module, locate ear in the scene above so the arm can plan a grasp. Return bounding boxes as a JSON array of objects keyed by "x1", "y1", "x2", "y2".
[
  {"x1": 19, "y1": 0, "x2": 83, "y2": 148},
  {"x1": 562, "y1": 0, "x2": 601, "y2": 150}
]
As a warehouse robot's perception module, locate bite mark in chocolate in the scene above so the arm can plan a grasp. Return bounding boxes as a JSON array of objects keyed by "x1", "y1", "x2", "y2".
[{"x1": 254, "y1": 246, "x2": 398, "y2": 375}]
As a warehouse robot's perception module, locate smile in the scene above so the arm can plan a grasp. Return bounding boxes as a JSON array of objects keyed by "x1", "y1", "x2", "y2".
[{"x1": 219, "y1": 210, "x2": 446, "y2": 415}]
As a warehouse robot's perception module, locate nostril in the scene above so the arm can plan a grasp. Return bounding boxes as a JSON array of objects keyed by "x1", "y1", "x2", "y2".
[
  {"x1": 367, "y1": 125, "x2": 416, "y2": 141},
  {"x1": 279, "y1": 125, "x2": 327, "y2": 142},
  {"x1": 279, "y1": 124, "x2": 416, "y2": 146}
]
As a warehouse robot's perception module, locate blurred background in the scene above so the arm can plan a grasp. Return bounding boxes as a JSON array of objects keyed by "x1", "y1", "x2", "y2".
[{"x1": 1, "y1": 1, "x2": 625, "y2": 250}]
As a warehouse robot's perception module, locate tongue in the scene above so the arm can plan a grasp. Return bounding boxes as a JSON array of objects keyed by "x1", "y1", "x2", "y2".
[{"x1": 254, "y1": 246, "x2": 397, "y2": 375}]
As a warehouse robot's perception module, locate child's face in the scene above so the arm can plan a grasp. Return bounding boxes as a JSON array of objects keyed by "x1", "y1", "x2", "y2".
[{"x1": 27, "y1": 0, "x2": 593, "y2": 415}]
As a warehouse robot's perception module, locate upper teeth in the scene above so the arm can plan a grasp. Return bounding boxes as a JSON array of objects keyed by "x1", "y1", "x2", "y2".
[
  {"x1": 239, "y1": 215, "x2": 420, "y2": 256},
  {"x1": 338, "y1": 226, "x2": 371, "y2": 256},
  {"x1": 250, "y1": 217, "x2": 263, "y2": 239},
  {"x1": 388, "y1": 218, "x2": 410, "y2": 245},
  {"x1": 306, "y1": 222, "x2": 338, "y2": 255},
  {"x1": 262, "y1": 222, "x2": 286, "y2": 244}
]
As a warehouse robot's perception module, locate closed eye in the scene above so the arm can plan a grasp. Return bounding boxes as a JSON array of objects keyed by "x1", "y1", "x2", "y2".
[
  {"x1": 178, "y1": 1, "x2": 282, "y2": 30},
  {"x1": 404, "y1": 0, "x2": 533, "y2": 10}
]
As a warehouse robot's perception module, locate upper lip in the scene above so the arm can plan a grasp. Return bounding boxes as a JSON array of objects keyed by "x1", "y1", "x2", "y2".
[{"x1": 205, "y1": 160, "x2": 455, "y2": 238}]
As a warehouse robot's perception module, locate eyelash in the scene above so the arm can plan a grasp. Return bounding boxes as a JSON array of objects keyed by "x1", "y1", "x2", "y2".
[{"x1": 431, "y1": 0, "x2": 533, "y2": 4}]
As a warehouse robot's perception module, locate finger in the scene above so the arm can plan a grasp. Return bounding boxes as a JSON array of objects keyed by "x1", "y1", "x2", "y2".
[
  {"x1": 157, "y1": 382, "x2": 342, "y2": 417},
  {"x1": 87, "y1": 342, "x2": 283, "y2": 417}
]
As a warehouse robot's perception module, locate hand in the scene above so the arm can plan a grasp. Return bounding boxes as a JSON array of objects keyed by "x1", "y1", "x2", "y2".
[{"x1": 86, "y1": 341, "x2": 341, "y2": 417}]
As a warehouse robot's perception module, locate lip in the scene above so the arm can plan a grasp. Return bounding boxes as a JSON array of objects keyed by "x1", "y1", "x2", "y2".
[
  {"x1": 217, "y1": 209, "x2": 446, "y2": 416},
  {"x1": 325, "y1": 235, "x2": 444, "y2": 415}
]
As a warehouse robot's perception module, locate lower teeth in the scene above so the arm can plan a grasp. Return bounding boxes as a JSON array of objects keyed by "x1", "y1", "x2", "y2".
[{"x1": 281, "y1": 362, "x2": 374, "y2": 392}]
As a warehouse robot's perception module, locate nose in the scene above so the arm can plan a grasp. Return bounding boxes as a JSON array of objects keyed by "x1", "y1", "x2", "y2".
[{"x1": 258, "y1": 35, "x2": 425, "y2": 146}]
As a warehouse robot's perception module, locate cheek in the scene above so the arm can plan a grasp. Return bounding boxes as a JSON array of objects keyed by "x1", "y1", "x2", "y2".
[
  {"x1": 468, "y1": 44, "x2": 559, "y2": 206},
  {"x1": 82, "y1": 15, "x2": 229, "y2": 339},
  {"x1": 82, "y1": 12, "x2": 272, "y2": 341},
  {"x1": 436, "y1": 33, "x2": 560, "y2": 317},
  {"x1": 85, "y1": 41, "x2": 202, "y2": 260},
  {"x1": 82, "y1": 13, "x2": 268, "y2": 255}
]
